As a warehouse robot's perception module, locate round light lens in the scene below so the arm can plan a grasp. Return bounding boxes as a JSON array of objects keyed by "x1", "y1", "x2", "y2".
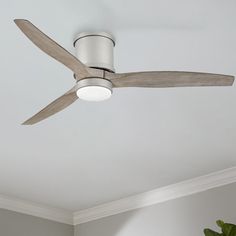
[{"x1": 76, "y1": 86, "x2": 112, "y2": 101}]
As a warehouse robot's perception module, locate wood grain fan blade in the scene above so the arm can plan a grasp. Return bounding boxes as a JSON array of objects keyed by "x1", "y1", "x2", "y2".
[
  {"x1": 14, "y1": 19, "x2": 91, "y2": 79},
  {"x1": 22, "y1": 85, "x2": 78, "y2": 125},
  {"x1": 106, "y1": 71, "x2": 234, "y2": 88}
]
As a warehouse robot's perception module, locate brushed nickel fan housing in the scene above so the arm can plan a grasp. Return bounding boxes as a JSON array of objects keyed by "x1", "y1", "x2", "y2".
[{"x1": 74, "y1": 32, "x2": 115, "y2": 72}]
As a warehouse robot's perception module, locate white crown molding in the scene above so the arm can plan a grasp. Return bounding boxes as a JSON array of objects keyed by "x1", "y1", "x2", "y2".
[
  {"x1": 0, "y1": 194, "x2": 73, "y2": 225},
  {"x1": 73, "y1": 166, "x2": 236, "y2": 225},
  {"x1": 1, "y1": 167, "x2": 236, "y2": 226}
]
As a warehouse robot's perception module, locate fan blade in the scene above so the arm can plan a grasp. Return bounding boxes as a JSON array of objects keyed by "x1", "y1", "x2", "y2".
[
  {"x1": 14, "y1": 19, "x2": 91, "y2": 79},
  {"x1": 22, "y1": 85, "x2": 78, "y2": 125},
  {"x1": 106, "y1": 71, "x2": 234, "y2": 88}
]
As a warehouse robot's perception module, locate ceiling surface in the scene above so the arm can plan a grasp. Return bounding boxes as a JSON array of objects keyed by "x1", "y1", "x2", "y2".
[{"x1": 0, "y1": 0, "x2": 236, "y2": 211}]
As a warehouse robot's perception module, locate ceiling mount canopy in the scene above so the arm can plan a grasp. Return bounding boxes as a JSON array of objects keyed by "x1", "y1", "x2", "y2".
[{"x1": 74, "y1": 32, "x2": 115, "y2": 72}]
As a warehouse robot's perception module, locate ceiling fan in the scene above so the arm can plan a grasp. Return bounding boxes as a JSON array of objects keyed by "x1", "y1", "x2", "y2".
[{"x1": 14, "y1": 19, "x2": 234, "y2": 125}]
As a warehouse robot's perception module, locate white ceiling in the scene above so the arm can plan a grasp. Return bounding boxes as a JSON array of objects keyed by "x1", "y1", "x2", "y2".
[{"x1": 0, "y1": 0, "x2": 236, "y2": 211}]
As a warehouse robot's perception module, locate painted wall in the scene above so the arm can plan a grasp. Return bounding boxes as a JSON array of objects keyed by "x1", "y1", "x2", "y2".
[
  {"x1": 74, "y1": 183, "x2": 236, "y2": 236},
  {"x1": 0, "y1": 208, "x2": 73, "y2": 236}
]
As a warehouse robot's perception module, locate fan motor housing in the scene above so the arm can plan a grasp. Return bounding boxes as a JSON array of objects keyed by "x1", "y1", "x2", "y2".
[{"x1": 74, "y1": 32, "x2": 115, "y2": 72}]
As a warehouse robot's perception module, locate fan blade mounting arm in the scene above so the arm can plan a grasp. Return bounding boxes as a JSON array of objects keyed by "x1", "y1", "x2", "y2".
[
  {"x1": 22, "y1": 85, "x2": 79, "y2": 125},
  {"x1": 105, "y1": 71, "x2": 234, "y2": 88},
  {"x1": 14, "y1": 19, "x2": 91, "y2": 79}
]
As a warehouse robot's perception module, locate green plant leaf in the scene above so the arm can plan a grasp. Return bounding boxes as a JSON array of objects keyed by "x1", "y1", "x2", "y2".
[
  {"x1": 205, "y1": 220, "x2": 236, "y2": 236},
  {"x1": 217, "y1": 220, "x2": 225, "y2": 229},
  {"x1": 228, "y1": 227, "x2": 236, "y2": 236},
  {"x1": 221, "y1": 224, "x2": 236, "y2": 236},
  {"x1": 204, "y1": 228, "x2": 222, "y2": 236}
]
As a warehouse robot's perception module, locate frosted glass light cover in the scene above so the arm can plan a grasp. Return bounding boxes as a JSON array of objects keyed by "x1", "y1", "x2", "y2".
[{"x1": 76, "y1": 86, "x2": 112, "y2": 101}]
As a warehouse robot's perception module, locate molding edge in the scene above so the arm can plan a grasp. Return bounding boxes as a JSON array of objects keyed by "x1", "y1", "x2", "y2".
[
  {"x1": 0, "y1": 194, "x2": 73, "y2": 225},
  {"x1": 73, "y1": 166, "x2": 236, "y2": 225},
  {"x1": 1, "y1": 167, "x2": 236, "y2": 225}
]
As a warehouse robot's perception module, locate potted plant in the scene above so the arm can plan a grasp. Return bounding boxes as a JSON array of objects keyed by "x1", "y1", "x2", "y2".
[{"x1": 204, "y1": 220, "x2": 236, "y2": 236}]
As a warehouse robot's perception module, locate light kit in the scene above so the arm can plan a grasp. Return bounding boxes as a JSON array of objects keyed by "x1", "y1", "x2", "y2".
[{"x1": 76, "y1": 78, "x2": 113, "y2": 101}]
